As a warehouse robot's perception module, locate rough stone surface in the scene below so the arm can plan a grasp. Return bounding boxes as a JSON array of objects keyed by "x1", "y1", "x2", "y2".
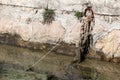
[
  {"x1": 0, "y1": 6, "x2": 66, "y2": 43},
  {"x1": 92, "y1": 15, "x2": 120, "y2": 58},
  {"x1": 65, "y1": 21, "x2": 82, "y2": 44},
  {"x1": 95, "y1": 30, "x2": 120, "y2": 58},
  {"x1": 0, "y1": 0, "x2": 120, "y2": 15},
  {"x1": 0, "y1": 0, "x2": 120, "y2": 59}
]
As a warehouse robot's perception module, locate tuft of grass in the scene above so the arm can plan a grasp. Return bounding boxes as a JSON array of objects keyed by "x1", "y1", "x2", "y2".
[
  {"x1": 43, "y1": 6, "x2": 55, "y2": 24},
  {"x1": 74, "y1": 11, "x2": 83, "y2": 20}
]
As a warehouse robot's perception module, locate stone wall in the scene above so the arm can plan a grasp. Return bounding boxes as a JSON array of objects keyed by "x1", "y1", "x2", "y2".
[{"x1": 0, "y1": 0, "x2": 120, "y2": 59}]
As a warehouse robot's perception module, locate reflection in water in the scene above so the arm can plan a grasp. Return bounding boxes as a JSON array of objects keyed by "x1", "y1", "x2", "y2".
[{"x1": 0, "y1": 44, "x2": 120, "y2": 80}]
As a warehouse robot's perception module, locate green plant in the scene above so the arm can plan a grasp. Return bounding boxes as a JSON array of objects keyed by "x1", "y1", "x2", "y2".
[
  {"x1": 74, "y1": 11, "x2": 83, "y2": 20},
  {"x1": 43, "y1": 6, "x2": 55, "y2": 24}
]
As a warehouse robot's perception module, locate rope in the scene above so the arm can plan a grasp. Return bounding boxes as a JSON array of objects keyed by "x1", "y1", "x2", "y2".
[{"x1": 26, "y1": 40, "x2": 62, "y2": 70}]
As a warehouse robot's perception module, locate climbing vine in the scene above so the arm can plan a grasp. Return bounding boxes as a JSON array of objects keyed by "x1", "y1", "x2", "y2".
[{"x1": 43, "y1": 6, "x2": 55, "y2": 24}]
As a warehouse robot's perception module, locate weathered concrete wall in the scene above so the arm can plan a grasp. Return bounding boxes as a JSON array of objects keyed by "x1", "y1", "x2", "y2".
[{"x1": 0, "y1": 0, "x2": 120, "y2": 59}]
